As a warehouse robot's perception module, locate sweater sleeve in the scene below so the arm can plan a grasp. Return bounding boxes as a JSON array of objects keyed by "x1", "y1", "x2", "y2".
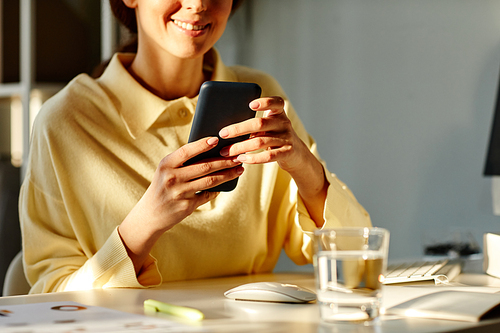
[
  {"x1": 19, "y1": 77, "x2": 163, "y2": 294},
  {"x1": 20, "y1": 177, "x2": 162, "y2": 294}
]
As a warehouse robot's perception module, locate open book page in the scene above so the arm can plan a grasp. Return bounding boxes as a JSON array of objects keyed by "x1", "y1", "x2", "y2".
[{"x1": 384, "y1": 285, "x2": 500, "y2": 322}]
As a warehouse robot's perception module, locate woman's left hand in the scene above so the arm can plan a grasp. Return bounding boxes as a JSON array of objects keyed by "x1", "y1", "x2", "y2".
[
  {"x1": 218, "y1": 96, "x2": 308, "y2": 174},
  {"x1": 218, "y1": 96, "x2": 329, "y2": 227}
]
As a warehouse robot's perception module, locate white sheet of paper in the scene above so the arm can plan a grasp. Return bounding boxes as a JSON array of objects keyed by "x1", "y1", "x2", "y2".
[
  {"x1": 0, "y1": 301, "x2": 206, "y2": 332},
  {"x1": 383, "y1": 284, "x2": 500, "y2": 321},
  {"x1": 386, "y1": 291, "x2": 500, "y2": 322}
]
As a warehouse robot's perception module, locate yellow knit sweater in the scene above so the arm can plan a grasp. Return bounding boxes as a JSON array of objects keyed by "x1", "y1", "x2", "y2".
[{"x1": 19, "y1": 49, "x2": 371, "y2": 294}]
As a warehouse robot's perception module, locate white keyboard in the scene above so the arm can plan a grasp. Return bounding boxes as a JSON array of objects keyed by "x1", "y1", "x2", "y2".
[{"x1": 384, "y1": 259, "x2": 462, "y2": 285}]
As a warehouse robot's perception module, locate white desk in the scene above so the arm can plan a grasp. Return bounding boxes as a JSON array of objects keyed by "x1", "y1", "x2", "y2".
[{"x1": 1, "y1": 272, "x2": 500, "y2": 332}]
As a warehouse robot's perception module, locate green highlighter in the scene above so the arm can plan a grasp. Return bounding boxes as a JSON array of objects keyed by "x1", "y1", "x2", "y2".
[{"x1": 143, "y1": 299, "x2": 205, "y2": 322}]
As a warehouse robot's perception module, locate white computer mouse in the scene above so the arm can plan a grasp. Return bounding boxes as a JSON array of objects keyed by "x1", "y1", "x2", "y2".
[{"x1": 224, "y1": 282, "x2": 317, "y2": 303}]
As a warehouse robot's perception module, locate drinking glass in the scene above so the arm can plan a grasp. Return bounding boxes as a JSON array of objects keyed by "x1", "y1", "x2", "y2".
[{"x1": 313, "y1": 227, "x2": 390, "y2": 323}]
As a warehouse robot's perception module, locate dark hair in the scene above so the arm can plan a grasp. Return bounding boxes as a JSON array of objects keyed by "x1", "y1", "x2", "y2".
[{"x1": 110, "y1": 0, "x2": 245, "y2": 34}]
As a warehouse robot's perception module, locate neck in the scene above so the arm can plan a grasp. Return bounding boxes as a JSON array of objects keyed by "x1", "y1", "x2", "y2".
[{"x1": 128, "y1": 47, "x2": 208, "y2": 101}]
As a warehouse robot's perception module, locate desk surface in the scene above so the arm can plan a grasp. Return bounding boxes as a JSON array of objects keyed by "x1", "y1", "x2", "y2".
[{"x1": 1, "y1": 272, "x2": 500, "y2": 333}]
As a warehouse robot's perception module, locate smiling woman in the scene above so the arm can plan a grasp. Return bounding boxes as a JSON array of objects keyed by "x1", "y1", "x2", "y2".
[
  {"x1": 109, "y1": 0, "x2": 245, "y2": 34},
  {"x1": 19, "y1": 0, "x2": 371, "y2": 294},
  {"x1": 172, "y1": 19, "x2": 206, "y2": 31},
  {"x1": 124, "y1": 0, "x2": 231, "y2": 67}
]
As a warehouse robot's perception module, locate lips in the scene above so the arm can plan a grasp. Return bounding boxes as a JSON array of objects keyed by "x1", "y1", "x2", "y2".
[{"x1": 172, "y1": 19, "x2": 208, "y2": 31}]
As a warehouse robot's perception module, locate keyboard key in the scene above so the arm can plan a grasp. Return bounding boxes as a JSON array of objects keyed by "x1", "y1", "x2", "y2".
[
  {"x1": 410, "y1": 263, "x2": 435, "y2": 277},
  {"x1": 423, "y1": 260, "x2": 447, "y2": 276},
  {"x1": 384, "y1": 259, "x2": 460, "y2": 285}
]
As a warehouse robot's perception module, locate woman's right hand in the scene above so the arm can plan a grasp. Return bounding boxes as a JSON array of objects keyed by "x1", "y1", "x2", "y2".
[{"x1": 117, "y1": 136, "x2": 244, "y2": 273}]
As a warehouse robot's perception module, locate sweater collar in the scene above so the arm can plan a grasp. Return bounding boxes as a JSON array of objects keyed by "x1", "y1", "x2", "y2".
[{"x1": 98, "y1": 48, "x2": 237, "y2": 139}]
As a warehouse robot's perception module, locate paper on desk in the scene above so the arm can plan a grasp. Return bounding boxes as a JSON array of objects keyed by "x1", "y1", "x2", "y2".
[
  {"x1": 383, "y1": 285, "x2": 500, "y2": 322},
  {"x1": 0, "y1": 301, "x2": 207, "y2": 332},
  {"x1": 383, "y1": 284, "x2": 500, "y2": 309},
  {"x1": 386, "y1": 291, "x2": 500, "y2": 322}
]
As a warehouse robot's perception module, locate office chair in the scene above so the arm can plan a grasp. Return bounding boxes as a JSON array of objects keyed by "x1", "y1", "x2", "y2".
[
  {"x1": 0, "y1": 160, "x2": 22, "y2": 294},
  {"x1": 2, "y1": 251, "x2": 30, "y2": 296}
]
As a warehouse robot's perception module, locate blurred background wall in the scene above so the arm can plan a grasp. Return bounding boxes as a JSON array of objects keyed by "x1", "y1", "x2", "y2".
[{"x1": 217, "y1": 0, "x2": 500, "y2": 270}]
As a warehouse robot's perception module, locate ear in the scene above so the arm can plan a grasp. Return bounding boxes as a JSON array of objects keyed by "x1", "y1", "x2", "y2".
[{"x1": 122, "y1": 0, "x2": 138, "y2": 9}]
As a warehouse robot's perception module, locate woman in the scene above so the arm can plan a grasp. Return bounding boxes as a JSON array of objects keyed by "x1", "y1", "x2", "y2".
[{"x1": 19, "y1": 0, "x2": 371, "y2": 294}]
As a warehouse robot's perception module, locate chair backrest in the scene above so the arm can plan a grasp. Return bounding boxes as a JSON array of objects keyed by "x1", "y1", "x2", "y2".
[
  {"x1": 0, "y1": 161, "x2": 22, "y2": 294},
  {"x1": 2, "y1": 251, "x2": 30, "y2": 296}
]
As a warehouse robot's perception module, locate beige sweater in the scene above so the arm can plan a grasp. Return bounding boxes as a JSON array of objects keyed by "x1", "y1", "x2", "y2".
[{"x1": 19, "y1": 49, "x2": 371, "y2": 294}]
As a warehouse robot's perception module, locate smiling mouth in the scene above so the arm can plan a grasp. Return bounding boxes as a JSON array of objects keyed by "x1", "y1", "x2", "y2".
[{"x1": 172, "y1": 19, "x2": 208, "y2": 31}]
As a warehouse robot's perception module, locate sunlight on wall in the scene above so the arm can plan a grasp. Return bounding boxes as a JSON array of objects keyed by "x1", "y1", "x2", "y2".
[
  {"x1": 10, "y1": 90, "x2": 43, "y2": 167},
  {"x1": 29, "y1": 90, "x2": 43, "y2": 133},
  {"x1": 10, "y1": 96, "x2": 22, "y2": 167}
]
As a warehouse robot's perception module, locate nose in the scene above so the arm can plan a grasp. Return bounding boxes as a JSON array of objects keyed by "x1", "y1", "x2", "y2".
[{"x1": 184, "y1": 0, "x2": 207, "y2": 12}]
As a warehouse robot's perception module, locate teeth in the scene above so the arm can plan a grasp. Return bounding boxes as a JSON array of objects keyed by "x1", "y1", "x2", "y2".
[{"x1": 173, "y1": 19, "x2": 205, "y2": 31}]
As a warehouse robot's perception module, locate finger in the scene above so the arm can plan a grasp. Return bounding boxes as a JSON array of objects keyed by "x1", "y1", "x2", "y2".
[
  {"x1": 177, "y1": 190, "x2": 219, "y2": 211},
  {"x1": 184, "y1": 157, "x2": 243, "y2": 181},
  {"x1": 221, "y1": 135, "x2": 288, "y2": 158},
  {"x1": 167, "y1": 161, "x2": 243, "y2": 200},
  {"x1": 219, "y1": 97, "x2": 287, "y2": 140},
  {"x1": 219, "y1": 117, "x2": 260, "y2": 140},
  {"x1": 236, "y1": 146, "x2": 290, "y2": 165},
  {"x1": 219, "y1": 112, "x2": 292, "y2": 142},
  {"x1": 249, "y1": 96, "x2": 285, "y2": 116},
  {"x1": 194, "y1": 190, "x2": 220, "y2": 205},
  {"x1": 189, "y1": 165, "x2": 245, "y2": 192},
  {"x1": 169, "y1": 137, "x2": 219, "y2": 167}
]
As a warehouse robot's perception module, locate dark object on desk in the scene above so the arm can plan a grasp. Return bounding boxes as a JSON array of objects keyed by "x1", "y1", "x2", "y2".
[{"x1": 424, "y1": 242, "x2": 481, "y2": 257}]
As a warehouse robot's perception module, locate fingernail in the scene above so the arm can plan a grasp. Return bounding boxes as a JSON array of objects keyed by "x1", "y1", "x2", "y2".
[
  {"x1": 237, "y1": 154, "x2": 247, "y2": 162},
  {"x1": 207, "y1": 137, "x2": 218, "y2": 145},
  {"x1": 249, "y1": 101, "x2": 260, "y2": 109},
  {"x1": 236, "y1": 166, "x2": 244, "y2": 175},
  {"x1": 219, "y1": 129, "x2": 229, "y2": 138},
  {"x1": 220, "y1": 147, "x2": 229, "y2": 156}
]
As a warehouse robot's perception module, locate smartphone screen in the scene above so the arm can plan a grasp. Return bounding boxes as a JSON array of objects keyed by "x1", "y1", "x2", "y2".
[{"x1": 186, "y1": 81, "x2": 262, "y2": 192}]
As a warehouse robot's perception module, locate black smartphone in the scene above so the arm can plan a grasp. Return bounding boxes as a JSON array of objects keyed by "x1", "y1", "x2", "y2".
[{"x1": 186, "y1": 81, "x2": 262, "y2": 192}]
